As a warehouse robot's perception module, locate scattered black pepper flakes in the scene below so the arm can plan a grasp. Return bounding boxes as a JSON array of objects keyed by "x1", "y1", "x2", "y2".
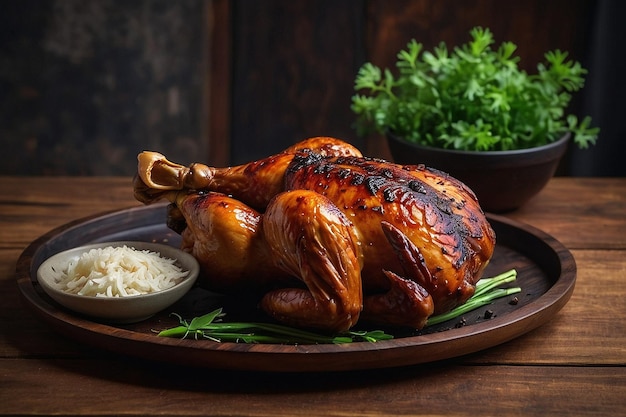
[
  {"x1": 383, "y1": 188, "x2": 397, "y2": 202},
  {"x1": 484, "y1": 309, "x2": 494, "y2": 319},
  {"x1": 365, "y1": 176, "x2": 386, "y2": 196},
  {"x1": 408, "y1": 180, "x2": 427, "y2": 194},
  {"x1": 351, "y1": 173, "x2": 365, "y2": 186},
  {"x1": 337, "y1": 168, "x2": 351, "y2": 179},
  {"x1": 509, "y1": 296, "x2": 519, "y2": 305},
  {"x1": 455, "y1": 317, "x2": 467, "y2": 328}
]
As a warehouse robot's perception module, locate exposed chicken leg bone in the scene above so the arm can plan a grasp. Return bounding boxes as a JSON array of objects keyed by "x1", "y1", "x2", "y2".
[
  {"x1": 134, "y1": 151, "x2": 216, "y2": 204},
  {"x1": 137, "y1": 151, "x2": 216, "y2": 191}
]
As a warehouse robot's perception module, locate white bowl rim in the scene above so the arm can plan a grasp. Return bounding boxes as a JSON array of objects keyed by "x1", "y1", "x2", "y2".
[{"x1": 36, "y1": 240, "x2": 199, "y2": 302}]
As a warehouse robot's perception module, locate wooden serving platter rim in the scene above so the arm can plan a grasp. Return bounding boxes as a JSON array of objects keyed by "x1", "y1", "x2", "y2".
[{"x1": 16, "y1": 205, "x2": 576, "y2": 372}]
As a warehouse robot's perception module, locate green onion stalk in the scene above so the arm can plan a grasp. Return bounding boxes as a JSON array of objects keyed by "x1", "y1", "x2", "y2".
[{"x1": 157, "y1": 269, "x2": 520, "y2": 344}]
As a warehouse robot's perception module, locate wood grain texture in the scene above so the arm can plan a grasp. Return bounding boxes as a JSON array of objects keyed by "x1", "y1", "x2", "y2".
[
  {"x1": 466, "y1": 249, "x2": 626, "y2": 365},
  {"x1": 506, "y1": 177, "x2": 626, "y2": 250},
  {"x1": 12, "y1": 207, "x2": 577, "y2": 372},
  {"x1": 206, "y1": 0, "x2": 232, "y2": 166},
  {"x1": 3, "y1": 0, "x2": 598, "y2": 174},
  {"x1": 1, "y1": 358, "x2": 624, "y2": 416},
  {"x1": 364, "y1": 0, "x2": 592, "y2": 72},
  {"x1": 1, "y1": 1, "x2": 208, "y2": 176},
  {"x1": 224, "y1": 0, "x2": 596, "y2": 166},
  {"x1": 360, "y1": 0, "x2": 593, "y2": 161},
  {"x1": 229, "y1": 0, "x2": 366, "y2": 164},
  {"x1": 0, "y1": 177, "x2": 139, "y2": 249},
  {"x1": 1, "y1": 176, "x2": 624, "y2": 415}
]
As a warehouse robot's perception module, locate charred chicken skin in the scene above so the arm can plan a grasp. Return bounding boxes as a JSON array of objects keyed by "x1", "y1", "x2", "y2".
[{"x1": 134, "y1": 137, "x2": 496, "y2": 332}]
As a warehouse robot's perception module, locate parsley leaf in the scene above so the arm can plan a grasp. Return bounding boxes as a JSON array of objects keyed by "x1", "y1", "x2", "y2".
[{"x1": 352, "y1": 27, "x2": 599, "y2": 151}]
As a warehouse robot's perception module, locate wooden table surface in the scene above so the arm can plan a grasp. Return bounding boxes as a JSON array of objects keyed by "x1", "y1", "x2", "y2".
[{"x1": 1, "y1": 176, "x2": 625, "y2": 416}]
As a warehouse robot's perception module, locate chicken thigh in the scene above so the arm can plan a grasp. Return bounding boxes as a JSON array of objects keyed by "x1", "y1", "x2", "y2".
[{"x1": 134, "y1": 137, "x2": 496, "y2": 332}]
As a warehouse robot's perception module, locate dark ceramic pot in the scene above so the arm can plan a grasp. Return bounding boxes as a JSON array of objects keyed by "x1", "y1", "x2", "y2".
[{"x1": 386, "y1": 132, "x2": 570, "y2": 212}]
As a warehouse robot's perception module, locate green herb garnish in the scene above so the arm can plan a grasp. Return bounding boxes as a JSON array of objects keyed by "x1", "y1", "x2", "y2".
[
  {"x1": 157, "y1": 269, "x2": 520, "y2": 344},
  {"x1": 426, "y1": 268, "x2": 520, "y2": 326},
  {"x1": 352, "y1": 26, "x2": 599, "y2": 151},
  {"x1": 157, "y1": 308, "x2": 394, "y2": 344}
]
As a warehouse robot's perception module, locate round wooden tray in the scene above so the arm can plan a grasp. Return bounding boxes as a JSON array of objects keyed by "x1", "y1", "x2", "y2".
[{"x1": 16, "y1": 204, "x2": 576, "y2": 372}]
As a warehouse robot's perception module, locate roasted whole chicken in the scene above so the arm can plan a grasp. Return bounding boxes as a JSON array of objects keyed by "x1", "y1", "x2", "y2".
[{"x1": 134, "y1": 137, "x2": 496, "y2": 332}]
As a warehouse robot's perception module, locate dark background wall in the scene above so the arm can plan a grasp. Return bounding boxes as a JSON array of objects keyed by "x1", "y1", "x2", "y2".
[
  {"x1": 1, "y1": 0, "x2": 623, "y2": 176},
  {"x1": 1, "y1": 0, "x2": 208, "y2": 175}
]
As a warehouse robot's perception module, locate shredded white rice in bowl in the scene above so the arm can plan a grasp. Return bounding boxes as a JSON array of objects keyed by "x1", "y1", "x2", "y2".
[{"x1": 36, "y1": 241, "x2": 200, "y2": 323}]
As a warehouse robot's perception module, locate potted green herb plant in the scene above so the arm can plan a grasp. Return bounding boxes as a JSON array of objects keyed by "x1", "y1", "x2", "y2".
[{"x1": 351, "y1": 27, "x2": 599, "y2": 212}]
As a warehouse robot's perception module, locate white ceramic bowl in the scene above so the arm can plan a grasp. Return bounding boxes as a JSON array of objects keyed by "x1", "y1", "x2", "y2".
[{"x1": 36, "y1": 241, "x2": 199, "y2": 323}]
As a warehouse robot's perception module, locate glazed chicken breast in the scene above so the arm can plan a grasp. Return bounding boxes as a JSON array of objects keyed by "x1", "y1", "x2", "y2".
[{"x1": 134, "y1": 137, "x2": 496, "y2": 332}]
